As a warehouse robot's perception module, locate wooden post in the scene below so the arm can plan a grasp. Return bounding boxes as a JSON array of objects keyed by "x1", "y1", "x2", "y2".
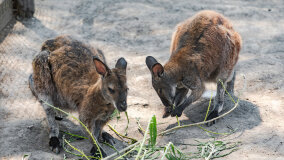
[
  {"x1": 13, "y1": 0, "x2": 35, "y2": 19},
  {"x1": 0, "y1": 0, "x2": 13, "y2": 31}
]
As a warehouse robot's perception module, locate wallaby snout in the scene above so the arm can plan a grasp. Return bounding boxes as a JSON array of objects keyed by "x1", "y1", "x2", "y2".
[{"x1": 117, "y1": 100, "x2": 127, "y2": 111}]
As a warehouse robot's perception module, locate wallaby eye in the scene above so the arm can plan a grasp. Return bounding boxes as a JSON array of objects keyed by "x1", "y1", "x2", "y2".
[{"x1": 108, "y1": 87, "x2": 115, "y2": 94}]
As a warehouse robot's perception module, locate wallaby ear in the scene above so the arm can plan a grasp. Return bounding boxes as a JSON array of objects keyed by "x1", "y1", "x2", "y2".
[
  {"x1": 146, "y1": 56, "x2": 157, "y2": 70},
  {"x1": 115, "y1": 57, "x2": 127, "y2": 71},
  {"x1": 93, "y1": 57, "x2": 110, "y2": 76},
  {"x1": 146, "y1": 56, "x2": 164, "y2": 77},
  {"x1": 152, "y1": 63, "x2": 164, "y2": 77}
]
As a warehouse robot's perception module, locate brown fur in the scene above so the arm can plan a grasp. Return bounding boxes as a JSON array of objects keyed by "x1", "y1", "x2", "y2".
[
  {"x1": 146, "y1": 10, "x2": 241, "y2": 124},
  {"x1": 167, "y1": 10, "x2": 241, "y2": 82},
  {"x1": 30, "y1": 35, "x2": 128, "y2": 156}
]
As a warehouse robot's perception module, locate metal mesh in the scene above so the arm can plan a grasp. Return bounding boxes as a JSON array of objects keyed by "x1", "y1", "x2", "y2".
[{"x1": 0, "y1": 0, "x2": 284, "y2": 159}]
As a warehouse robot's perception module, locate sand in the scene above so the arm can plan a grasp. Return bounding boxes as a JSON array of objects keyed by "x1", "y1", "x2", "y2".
[{"x1": 0, "y1": 0, "x2": 283, "y2": 159}]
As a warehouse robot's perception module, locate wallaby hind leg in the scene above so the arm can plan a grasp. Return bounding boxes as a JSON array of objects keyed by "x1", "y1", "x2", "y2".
[
  {"x1": 29, "y1": 74, "x2": 36, "y2": 97},
  {"x1": 30, "y1": 51, "x2": 60, "y2": 153},
  {"x1": 206, "y1": 80, "x2": 226, "y2": 126},
  {"x1": 40, "y1": 97, "x2": 60, "y2": 153},
  {"x1": 226, "y1": 70, "x2": 236, "y2": 96}
]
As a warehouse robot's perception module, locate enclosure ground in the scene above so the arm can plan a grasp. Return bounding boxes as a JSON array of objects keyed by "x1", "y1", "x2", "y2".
[{"x1": 0, "y1": 0, "x2": 284, "y2": 159}]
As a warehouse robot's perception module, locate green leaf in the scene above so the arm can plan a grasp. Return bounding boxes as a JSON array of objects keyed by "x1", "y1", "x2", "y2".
[
  {"x1": 170, "y1": 144, "x2": 176, "y2": 157},
  {"x1": 22, "y1": 154, "x2": 29, "y2": 160},
  {"x1": 149, "y1": 115, "x2": 157, "y2": 148}
]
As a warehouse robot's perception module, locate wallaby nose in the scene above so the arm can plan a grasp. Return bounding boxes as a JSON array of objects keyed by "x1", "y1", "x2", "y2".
[
  {"x1": 122, "y1": 100, "x2": 126, "y2": 106},
  {"x1": 118, "y1": 100, "x2": 127, "y2": 112}
]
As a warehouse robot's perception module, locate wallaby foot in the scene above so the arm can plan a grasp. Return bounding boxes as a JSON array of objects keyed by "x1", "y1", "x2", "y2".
[
  {"x1": 206, "y1": 79, "x2": 225, "y2": 126},
  {"x1": 171, "y1": 107, "x2": 184, "y2": 117},
  {"x1": 100, "y1": 132, "x2": 116, "y2": 146},
  {"x1": 55, "y1": 116, "x2": 63, "y2": 121},
  {"x1": 90, "y1": 146, "x2": 107, "y2": 158},
  {"x1": 49, "y1": 137, "x2": 60, "y2": 154},
  {"x1": 206, "y1": 110, "x2": 218, "y2": 126}
]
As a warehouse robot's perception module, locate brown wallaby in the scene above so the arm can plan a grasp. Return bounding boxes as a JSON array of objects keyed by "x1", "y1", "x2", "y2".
[
  {"x1": 29, "y1": 35, "x2": 128, "y2": 157},
  {"x1": 146, "y1": 10, "x2": 241, "y2": 126}
]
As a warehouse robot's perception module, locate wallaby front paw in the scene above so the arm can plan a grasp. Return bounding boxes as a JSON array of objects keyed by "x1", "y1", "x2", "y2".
[
  {"x1": 206, "y1": 111, "x2": 219, "y2": 126},
  {"x1": 55, "y1": 116, "x2": 63, "y2": 121},
  {"x1": 101, "y1": 132, "x2": 116, "y2": 146},
  {"x1": 90, "y1": 146, "x2": 107, "y2": 158},
  {"x1": 163, "y1": 111, "x2": 171, "y2": 118},
  {"x1": 49, "y1": 137, "x2": 60, "y2": 154},
  {"x1": 171, "y1": 108, "x2": 183, "y2": 117}
]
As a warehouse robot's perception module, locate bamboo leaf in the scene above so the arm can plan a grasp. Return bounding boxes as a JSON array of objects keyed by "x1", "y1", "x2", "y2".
[{"x1": 149, "y1": 115, "x2": 157, "y2": 148}]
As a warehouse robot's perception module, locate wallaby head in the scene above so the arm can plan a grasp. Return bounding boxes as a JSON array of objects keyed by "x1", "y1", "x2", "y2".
[
  {"x1": 146, "y1": 56, "x2": 176, "y2": 112},
  {"x1": 93, "y1": 57, "x2": 128, "y2": 112}
]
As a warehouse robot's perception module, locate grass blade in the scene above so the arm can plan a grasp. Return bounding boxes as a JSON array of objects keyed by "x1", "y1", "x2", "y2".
[
  {"x1": 149, "y1": 115, "x2": 157, "y2": 149},
  {"x1": 64, "y1": 139, "x2": 90, "y2": 160},
  {"x1": 135, "y1": 115, "x2": 153, "y2": 160},
  {"x1": 161, "y1": 142, "x2": 172, "y2": 160},
  {"x1": 124, "y1": 111, "x2": 130, "y2": 136}
]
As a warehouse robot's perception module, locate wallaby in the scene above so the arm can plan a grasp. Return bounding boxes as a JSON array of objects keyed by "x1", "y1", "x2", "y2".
[
  {"x1": 29, "y1": 35, "x2": 128, "y2": 157},
  {"x1": 146, "y1": 10, "x2": 241, "y2": 126}
]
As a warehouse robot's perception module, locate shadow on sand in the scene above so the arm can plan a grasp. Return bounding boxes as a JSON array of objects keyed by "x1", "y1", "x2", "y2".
[{"x1": 165, "y1": 95, "x2": 262, "y2": 141}]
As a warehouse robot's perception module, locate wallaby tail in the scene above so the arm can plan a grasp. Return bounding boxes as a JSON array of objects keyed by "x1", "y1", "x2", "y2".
[
  {"x1": 29, "y1": 74, "x2": 37, "y2": 98},
  {"x1": 234, "y1": 32, "x2": 242, "y2": 55}
]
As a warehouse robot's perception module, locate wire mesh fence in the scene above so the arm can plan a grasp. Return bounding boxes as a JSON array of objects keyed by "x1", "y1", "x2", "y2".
[{"x1": 0, "y1": 0, "x2": 284, "y2": 159}]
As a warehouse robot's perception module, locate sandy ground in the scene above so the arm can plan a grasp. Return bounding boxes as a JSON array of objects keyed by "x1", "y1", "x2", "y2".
[{"x1": 0, "y1": 0, "x2": 284, "y2": 159}]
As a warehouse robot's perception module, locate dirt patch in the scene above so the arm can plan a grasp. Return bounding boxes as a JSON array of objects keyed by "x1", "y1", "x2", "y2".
[{"x1": 0, "y1": 0, "x2": 283, "y2": 159}]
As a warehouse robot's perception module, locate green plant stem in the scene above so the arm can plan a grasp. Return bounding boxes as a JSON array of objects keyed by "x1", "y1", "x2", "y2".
[
  {"x1": 104, "y1": 76, "x2": 246, "y2": 160},
  {"x1": 103, "y1": 99, "x2": 240, "y2": 160},
  {"x1": 103, "y1": 142, "x2": 119, "y2": 155},
  {"x1": 197, "y1": 125, "x2": 231, "y2": 135},
  {"x1": 114, "y1": 142, "x2": 140, "y2": 160},
  {"x1": 103, "y1": 98, "x2": 240, "y2": 160},
  {"x1": 141, "y1": 149, "x2": 148, "y2": 160},
  {"x1": 204, "y1": 91, "x2": 213, "y2": 121},
  {"x1": 62, "y1": 136, "x2": 98, "y2": 159},
  {"x1": 136, "y1": 118, "x2": 145, "y2": 134},
  {"x1": 219, "y1": 80, "x2": 236, "y2": 104},
  {"x1": 64, "y1": 139, "x2": 90, "y2": 160},
  {"x1": 197, "y1": 90, "x2": 231, "y2": 135},
  {"x1": 61, "y1": 131, "x2": 88, "y2": 139},
  {"x1": 176, "y1": 116, "x2": 180, "y2": 126},
  {"x1": 172, "y1": 104, "x2": 181, "y2": 126},
  {"x1": 161, "y1": 142, "x2": 172, "y2": 160},
  {"x1": 124, "y1": 111, "x2": 130, "y2": 136},
  {"x1": 159, "y1": 99, "x2": 239, "y2": 136},
  {"x1": 42, "y1": 101, "x2": 103, "y2": 158},
  {"x1": 107, "y1": 124, "x2": 138, "y2": 143},
  {"x1": 135, "y1": 116, "x2": 153, "y2": 160}
]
